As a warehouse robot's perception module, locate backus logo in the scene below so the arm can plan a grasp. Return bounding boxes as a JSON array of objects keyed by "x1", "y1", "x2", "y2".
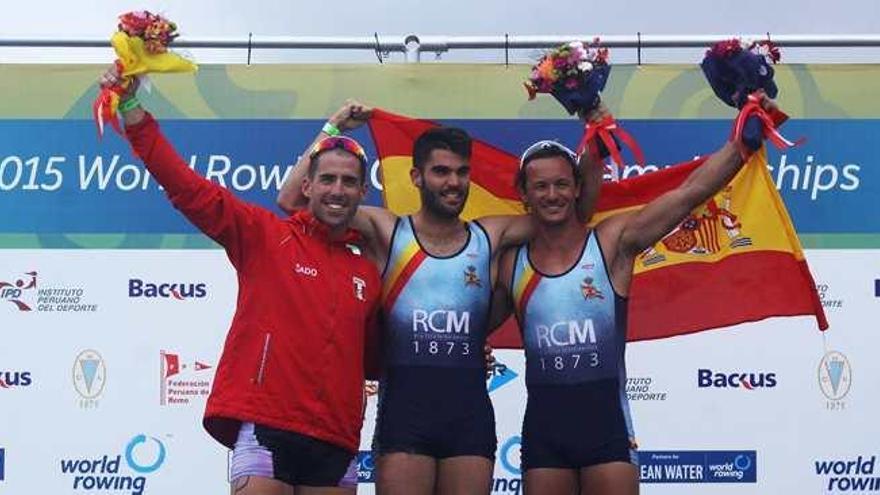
[
  {"x1": 73, "y1": 349, "x2": 106, "y2": 409},
  {"x1": 0, "y1": 271, "x2": 37, "y2": 311},
  {"x1": 492, "y1": 436, "x2": 523, "y2": 494},
  {"x1": 640, "y1": 450, "x2": 757, "y2": 483},
  {"x1": 487, "y1": 361, "x2": 519, "y2": 393},
  {"x1": 160, "y1": 351, "x2": 212, "y2": 406},
  {"x1": 60, "y1": 434, "x2": 166, "y2": 494},
  {"x1": 128, "y1": 279, "x2": 207, "y2": 300},
  {"x1": 0, "y1": 371, "x2": 32, "y2": 389},
  {"x1": 815, "y1": 455, "x2": 879, "y2": 492},
  {"x1": 697, "y1": 369, "x2": 777, "y2": 390}
]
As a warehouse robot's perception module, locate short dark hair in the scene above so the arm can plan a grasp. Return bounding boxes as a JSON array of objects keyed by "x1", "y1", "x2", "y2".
[
  {"x1": 308, "y1": 149, "x2": 366, "y2": 184},
  {"x1": 412, "y1": 127, "x2": 472, "y2": 169},
  {"x1": 515, "y1": 146, "x2": 581, "y2": 192}
]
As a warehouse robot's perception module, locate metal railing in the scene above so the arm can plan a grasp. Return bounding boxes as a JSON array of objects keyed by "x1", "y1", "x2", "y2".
[{"x1": 3, "y1": 34, "x2": 879, "y2": 63}]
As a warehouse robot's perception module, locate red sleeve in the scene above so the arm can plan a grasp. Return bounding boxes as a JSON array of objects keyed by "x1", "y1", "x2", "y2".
[{"x1": 125, "y1": 113, "x2": 265, "y2": 267}]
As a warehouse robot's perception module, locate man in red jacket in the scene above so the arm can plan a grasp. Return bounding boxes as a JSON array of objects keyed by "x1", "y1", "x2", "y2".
[{"x1": 100, "y1": 68, "x2": 381, "y2": 495}]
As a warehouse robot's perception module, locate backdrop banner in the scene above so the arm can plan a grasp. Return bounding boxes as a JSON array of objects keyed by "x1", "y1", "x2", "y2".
[{"x1": 0, "y1": 63, "x2": 876, "y2": 495}]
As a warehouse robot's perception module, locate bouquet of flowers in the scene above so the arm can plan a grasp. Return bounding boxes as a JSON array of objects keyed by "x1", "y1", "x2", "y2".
[
  {"x1": 524, "y1": 39, "x2": 610, "y2": 116},
  {"x1": 701, "y1": 38, "x2": 798, "y2": 156},
  {"x1": 94, "y1": 10, "x2": 197, "y2": 137},
  {"x1": 701, "y1": 38, "x2": 780, "y2": 109},
  {"x1": 524, "y1": 39, "x2": 644, "y2": 173},
  {"x1": 117, "y1": 11, "x2": 180, "y2": 55}
]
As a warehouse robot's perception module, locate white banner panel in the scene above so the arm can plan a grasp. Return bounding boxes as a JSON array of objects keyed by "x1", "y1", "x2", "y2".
[{"x1": 1, "y1": 250, "x2": 876, "y2": 494}]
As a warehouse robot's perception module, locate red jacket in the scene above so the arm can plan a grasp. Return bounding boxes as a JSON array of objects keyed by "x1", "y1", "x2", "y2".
[{"x1": 126, "y1": 114, "x2": 381, "y2": 452}]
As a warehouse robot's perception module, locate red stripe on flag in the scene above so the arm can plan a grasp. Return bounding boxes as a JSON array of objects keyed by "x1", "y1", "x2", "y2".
[
  {"x1": 488, "y1": 316, "x2": 522, "y2": 349},
  {"x1": 383, "y1": 250, "x2": 428, "y2": 313},
  {"x1": 369, "y1": 109, "x2": 437, "y2": 157},
  {"x1": 470, "y1": 141, "x2": 521, "y2": 201},
  {"x1": 628, "y1": 251, "x2": 827, "y2": 341},
  {"x1": 491, "y1": 251, "x2": 827, "y2": 350}
]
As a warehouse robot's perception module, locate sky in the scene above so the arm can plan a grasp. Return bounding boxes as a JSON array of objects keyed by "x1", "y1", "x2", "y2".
[{"x1": 2, "y1": 0, "x2": 879, "y2": 64}]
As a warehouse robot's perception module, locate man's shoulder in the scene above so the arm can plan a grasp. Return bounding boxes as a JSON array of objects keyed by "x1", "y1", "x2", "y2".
[{"x1": 359, "y1": 206, "x2": 399, "y2": 230}]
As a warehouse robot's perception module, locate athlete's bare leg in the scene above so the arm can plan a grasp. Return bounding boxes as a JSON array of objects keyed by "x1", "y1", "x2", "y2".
[
  {"x1": 230, "y1": 475, "x2": 294, "y2": 495},
  {"x1": 436, "y1": 455, "x2": 494, "y2": 495},
  {"x1": 230, "y1": 475, "x2": 357, "y2": 495},
  {"x1": 524, "y1": 468, "x2": 578, "y2": 495},
  {"x1": 578, "y1": 462, "x2": 639, "y2": 495},
  {"x1": 376, "y1": 453, "x2": 436, "y2": 495}
]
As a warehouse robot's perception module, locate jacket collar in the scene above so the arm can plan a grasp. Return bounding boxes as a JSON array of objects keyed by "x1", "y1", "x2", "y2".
[{"x1": 288, "y1": 209, "x2": 362, "y2": 245}]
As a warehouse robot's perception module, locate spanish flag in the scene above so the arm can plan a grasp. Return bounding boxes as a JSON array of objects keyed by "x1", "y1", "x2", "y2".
[
  {"x1": 367, "y1": 110, "x2": 828, "y2": 347},
  {"x1": 368, "y1": 109, "x2": 524, "y2": 218}
]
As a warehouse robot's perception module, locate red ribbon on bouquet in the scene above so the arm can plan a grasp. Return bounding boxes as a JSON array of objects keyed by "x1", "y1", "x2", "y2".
[
  {"x1": 576, "y1": 115, "x2": 646, "y2": 173},
  {"x1": 93, "y1": 60, "x2": 131, "y2": 137},
  {"x1": 732, "y1": 92, "x2": 803, "y2": 159}
]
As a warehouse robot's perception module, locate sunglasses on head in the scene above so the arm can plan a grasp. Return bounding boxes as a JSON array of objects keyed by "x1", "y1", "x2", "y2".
[
  {"x1": 309, "y1": 136, "x2": 368, "y2": 167},
  {"x1": 519, "y1": 140, "x2": 577, "y2": 169}
]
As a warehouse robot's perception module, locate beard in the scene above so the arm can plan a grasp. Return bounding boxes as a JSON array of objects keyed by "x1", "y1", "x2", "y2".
[{"x1": 419, "y1": 185, "x2": 468, "y2": 219}]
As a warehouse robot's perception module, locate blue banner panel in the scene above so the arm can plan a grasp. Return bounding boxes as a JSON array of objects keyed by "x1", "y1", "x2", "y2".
[
  {"x1": 639, "y1": 450, "x2": 758, "y2": 483},
  {"x1": 1, "y1": 119, "x2": 875, "y2": 234}
]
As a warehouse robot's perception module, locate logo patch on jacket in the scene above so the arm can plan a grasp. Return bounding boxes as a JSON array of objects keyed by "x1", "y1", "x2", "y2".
[{"x1": 352, "y1": 276, "x2": 366, "y2": 301}]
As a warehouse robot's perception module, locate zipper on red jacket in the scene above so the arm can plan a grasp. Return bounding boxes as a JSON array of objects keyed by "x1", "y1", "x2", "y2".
[
  {"x1": 314, "y1": 242, "x2": 337, "y2": 406},
  {"x1": 254, "y1": 332, "x2": 271, "y2": 385}
]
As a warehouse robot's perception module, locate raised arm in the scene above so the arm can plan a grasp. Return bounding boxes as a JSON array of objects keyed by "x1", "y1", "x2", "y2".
[
  {"x1": 277, "y1": 99, "x2": 371, "y2": 214},
  {"x1": 617, "y1": 141, "x2": 743, "y2": 259},
  {"x1": 576, "y1": 102, "x2": 613, "y2": 224},
  {"x1": 275, "y1": 100, "x2": 397, "y2": 266},
  {"x1": 477, "y1": 103, "x2": 612, "y2": 249},
  {"x1": 576, "y1": 150, "x2": 605, "y2": 224},
  {"x1": 102, "y1": 67, "x2": 264, "y2": 268},
  {"x1": 601, "y1": 98, "x2": 777, "y2": 294}
]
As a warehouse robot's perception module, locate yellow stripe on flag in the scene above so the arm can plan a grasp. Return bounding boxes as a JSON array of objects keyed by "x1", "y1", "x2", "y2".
[{"x1": 631, "y1": 148, "x2": 803, "y2": 275}]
